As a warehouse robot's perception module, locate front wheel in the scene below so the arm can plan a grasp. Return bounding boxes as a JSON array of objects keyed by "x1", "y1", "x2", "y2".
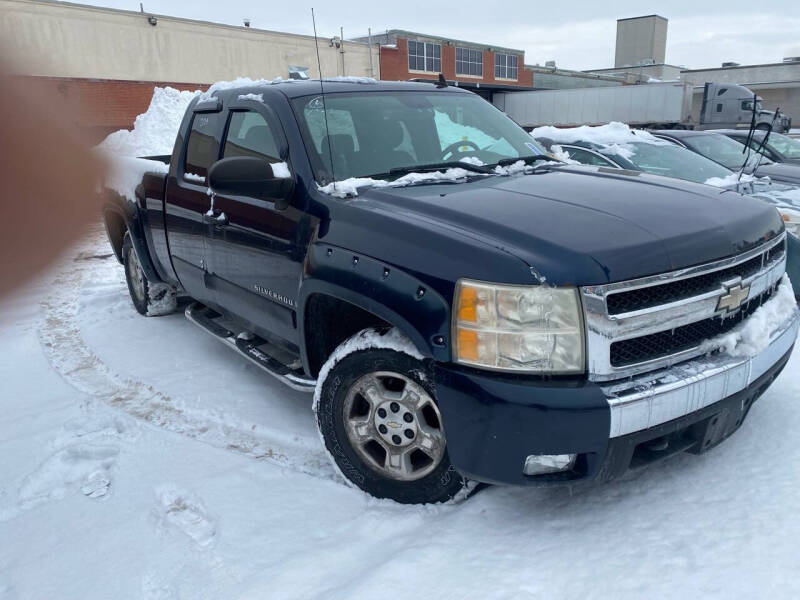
[
  {"x1": 315, "y1": 329, "x2": 465, "y2": 504},
  {"x1": 122, "y1": 233, "x2": 177, "y2": 317}
]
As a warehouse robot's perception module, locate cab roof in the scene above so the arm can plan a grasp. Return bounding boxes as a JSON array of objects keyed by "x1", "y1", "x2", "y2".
[{"x1": 212, "y1": 79, "x2": 473, "y2": 100}]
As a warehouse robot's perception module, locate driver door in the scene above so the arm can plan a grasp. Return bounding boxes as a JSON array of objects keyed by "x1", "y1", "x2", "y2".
[{"x1": 207, "y1": 105, "x2": 315, "y2": 345}]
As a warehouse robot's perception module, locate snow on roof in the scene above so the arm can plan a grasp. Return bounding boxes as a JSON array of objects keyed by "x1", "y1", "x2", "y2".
[
  {"x1": 237, "y1": 93, "x2": 264, "y2": 102},
  {"x1": 531, "y1": 122, "x2": 669, "y2": 159},
  {"x1": 200, "y1": 77, "x2": 286, "y2": 99},
  {"x1": 531, "y1": 122, "x2": 666, "y2": 148}
]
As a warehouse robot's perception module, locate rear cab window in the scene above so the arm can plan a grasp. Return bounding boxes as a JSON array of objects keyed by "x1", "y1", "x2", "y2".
[{"x1": 184, "y1": 113, "x2": 220, "y2": 183}]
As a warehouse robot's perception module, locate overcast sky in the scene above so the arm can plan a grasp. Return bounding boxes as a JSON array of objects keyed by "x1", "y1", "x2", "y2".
[{"x1": 72, "y1": 0, "x2": 800, "y2": 71}]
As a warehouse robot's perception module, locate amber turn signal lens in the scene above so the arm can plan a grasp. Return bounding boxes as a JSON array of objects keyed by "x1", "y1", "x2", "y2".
[
  {"x1": 458, "y1": 285, "x2": 478, "y2": 322},
  {"x1": 457, "y1": 329, "x2": 479, "y2": 361}
]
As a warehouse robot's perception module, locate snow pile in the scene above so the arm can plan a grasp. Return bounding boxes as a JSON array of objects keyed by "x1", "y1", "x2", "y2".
[
  {"x1": 104, "y1": 157, "x2": 169, "y2": 203},
  {"x1": 317, "y1": 167, "x2": 473, "y2": 198},
  {"x1": 705, "y1": 172, "x2": 756, "y2": 188},
  {"x1": 702, "y1": 275, "x2": 797, "y2": 357},
  {"x1": 238, "y1": 93, "x2": 263, "y2": 102},
  {"x1": 459, "y1": 156, "x2": 486, "y2": 166},
  {"x1": 531, "y1": 121, "x2": 668, "y2": 159},
  {"x1": 98, "y1": 86, "x2": 199, "y2": 157}
]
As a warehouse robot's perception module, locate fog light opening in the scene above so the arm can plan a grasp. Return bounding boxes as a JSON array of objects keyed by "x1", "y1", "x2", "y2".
[{"x1": 523, "y1": 454, "x2": 576, "y2": 476}]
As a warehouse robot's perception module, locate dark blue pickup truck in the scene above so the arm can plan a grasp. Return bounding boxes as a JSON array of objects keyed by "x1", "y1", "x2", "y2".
[{"x1": 102, "y1": 80, "x2": 798, "y2": 504}]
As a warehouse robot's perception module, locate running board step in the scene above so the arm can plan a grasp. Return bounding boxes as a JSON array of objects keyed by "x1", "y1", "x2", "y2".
[{"x1": 185, "y1": 302, "x2": 316, "y2": 393}]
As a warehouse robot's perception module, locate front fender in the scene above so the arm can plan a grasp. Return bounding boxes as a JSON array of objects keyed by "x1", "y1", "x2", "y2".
[{"x1": 298, "y1": 243, "x2": 453, "y2": 373}]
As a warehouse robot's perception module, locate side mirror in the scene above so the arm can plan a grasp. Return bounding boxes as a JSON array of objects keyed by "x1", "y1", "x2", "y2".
[{"x1": 208, "y1": 156, "x2": 293, "y2": 210}]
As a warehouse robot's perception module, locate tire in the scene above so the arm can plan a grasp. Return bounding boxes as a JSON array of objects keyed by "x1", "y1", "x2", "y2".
[
  {"x1": 122, "y1": 232, "x2": 177, "y2": 317},
  {"x1": 315, "y1": 329, "x2": 465, "y2": 504}
]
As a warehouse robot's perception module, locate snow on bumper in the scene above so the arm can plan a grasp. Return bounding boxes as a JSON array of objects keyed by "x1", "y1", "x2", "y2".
[{"x1": 602, "y1": 303, "x2": 799, "y2": 438}]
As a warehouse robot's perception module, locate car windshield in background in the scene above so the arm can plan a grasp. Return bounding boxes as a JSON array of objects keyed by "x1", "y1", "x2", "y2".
[
  {"x1": 683, "y1": 134, "x2": 767, "y2": 170},
  {"x1": 291, "y1": 91, "x2": 545, "y2": 184},
  {"x1": 625, "y1": 142, "x2": 732, "y2": 184},
  {"x1": 763, "y1": 132, "x2": 800, "y2": 159}
]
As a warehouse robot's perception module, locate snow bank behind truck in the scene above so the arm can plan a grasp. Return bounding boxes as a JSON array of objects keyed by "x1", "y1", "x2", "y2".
[{"x1": 494, "y1": 82, "x2": 792, "y2": 132}]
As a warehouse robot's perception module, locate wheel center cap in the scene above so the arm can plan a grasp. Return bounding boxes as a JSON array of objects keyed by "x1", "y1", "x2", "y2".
[{"x1": 374, "y1": 400, "x2": 417, "y2": 447}]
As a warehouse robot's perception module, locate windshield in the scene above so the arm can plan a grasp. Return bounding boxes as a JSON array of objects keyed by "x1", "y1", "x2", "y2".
[
  {"x1": 764, "y1": 132, "x2": 800, "y2": 159},
  {"x1": 291, "y1": 91, "x2": 546, "y2": 183},
  {"x1": 683, "y1": 134, "x2": 768, "y2": 170},
  {"x1": 741, "y1": 100, "x2": 763, "y2": 112},
  {"x1": 625, "y1": 142, "x2": 733, "y2": 183}
]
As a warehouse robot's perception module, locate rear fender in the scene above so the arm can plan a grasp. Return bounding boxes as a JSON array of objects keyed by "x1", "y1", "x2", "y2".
[{"x1": 101, "y1": 187, "x2": 164, "y2": 284}]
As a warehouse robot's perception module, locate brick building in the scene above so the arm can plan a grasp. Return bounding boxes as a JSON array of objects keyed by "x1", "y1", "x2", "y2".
[
  {"x1": 352, "y1": 30, "x2": 533, "y2": 100},
  {"x1": 2, "y1": 0, "x2": 377, "y2": 142}
]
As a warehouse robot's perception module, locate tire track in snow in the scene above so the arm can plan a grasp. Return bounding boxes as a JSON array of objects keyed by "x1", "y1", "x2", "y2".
[{"x1": 38, "y1": 230, "x2": 334, "y2": 479}]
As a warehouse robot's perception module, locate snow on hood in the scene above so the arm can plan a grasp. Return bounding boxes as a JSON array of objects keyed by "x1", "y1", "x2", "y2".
[
  {"x1": 704, "y1": 172, "x2": 756, "y2": 188},
  {"x1": 751, "y1": 185, "x2": 800, "y2": 209},
  {"x1": 317, "y1": 160, "x2": 567, "y2": 198},
  {"x1": 317, "y1": 168, "x2": 474, "y2": 198},
  {"x1": 701, "y1": 275, "x2": 797, "y2": 357},
  {"x1": 531, "y1": 121, "x2": 669, "y2": 159}
]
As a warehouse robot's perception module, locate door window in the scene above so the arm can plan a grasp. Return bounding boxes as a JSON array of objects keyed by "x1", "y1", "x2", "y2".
[
  {"x1": 564, "y1": 147, "x2": 618, "y2": 167},
  {"x1": 223, "y1": 111, "x2": 282, "y2": 162},
  {"x1": 185, "y1": 114, "x2": 220, "y2": 180}
]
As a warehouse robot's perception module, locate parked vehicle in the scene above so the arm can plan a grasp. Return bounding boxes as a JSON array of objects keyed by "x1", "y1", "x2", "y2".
[
  {"x1": 101, "y1": 80, "x2": 798, "y2": 504},
  {"x1": 652, "y1": 129, "x2": 800, "y2": 186},
  {"x1": 494, "y1": 82, "x2": 792, "y2": 132},
  {"x1": 534, "y1": 130, "x2": 739, "y2": 184},
  {"x1": 718, "y1": 129, "x2": 800, "y2": 166},
  {"x1": 534, "y1": 127, "x2": 800, "y2": 297}
]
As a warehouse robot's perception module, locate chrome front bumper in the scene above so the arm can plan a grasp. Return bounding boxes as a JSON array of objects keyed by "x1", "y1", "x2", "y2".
[{"x1": 602, "y1": 309, "x2": 799, "y2": 438}]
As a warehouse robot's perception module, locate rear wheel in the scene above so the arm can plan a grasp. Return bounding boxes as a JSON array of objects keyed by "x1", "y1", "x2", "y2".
[
  {"x1": 315, "y1": 330, "x2": 465, "y2": 504},
  {"x1": 122, "y1": 233, "x2": 177, "y2": 317}
]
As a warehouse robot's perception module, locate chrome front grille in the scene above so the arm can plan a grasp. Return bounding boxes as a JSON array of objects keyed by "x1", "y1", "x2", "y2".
[{"x1": 582, "y1": 234, "x2": 787, "y2": 382}]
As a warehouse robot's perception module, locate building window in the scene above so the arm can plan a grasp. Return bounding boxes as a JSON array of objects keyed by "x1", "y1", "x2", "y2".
[
  {"x1": 455, "y1": 47, "x2": 482, "y2": 76},
  {"x1": 408, "y1": 41, "x2": 441, "y2": 73},
  {"x1": 494, "y1": 53, "x2": 518, "y2": 79}
]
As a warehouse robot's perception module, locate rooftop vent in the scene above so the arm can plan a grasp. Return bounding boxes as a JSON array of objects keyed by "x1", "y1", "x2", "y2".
[{"x1": 721, "y1": 61, "x2": 740, "y2": 67}]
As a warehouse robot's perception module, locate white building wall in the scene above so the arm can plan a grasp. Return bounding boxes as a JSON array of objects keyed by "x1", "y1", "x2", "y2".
[{"x1": 0, "y1": 0, "x2": 379, "y2": 82}]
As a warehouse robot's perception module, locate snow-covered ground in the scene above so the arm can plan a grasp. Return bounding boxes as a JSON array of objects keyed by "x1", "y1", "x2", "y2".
[{"x1": 2, "y1": 226, "x2": 800, "y2": 599}]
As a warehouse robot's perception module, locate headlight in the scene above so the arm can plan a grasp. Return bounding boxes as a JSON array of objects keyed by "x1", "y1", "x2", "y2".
[
  {"x1": 453, "y1": 279, "x2": 585, "y2": 374},
  {"x1": 778, "y1": 207, "x2": 800, "y2": 238}
]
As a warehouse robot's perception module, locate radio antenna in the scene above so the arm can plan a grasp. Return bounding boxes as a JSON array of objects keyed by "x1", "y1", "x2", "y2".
[{"x1": 312, "y1": 8, "x2": 336, "y2": 191}]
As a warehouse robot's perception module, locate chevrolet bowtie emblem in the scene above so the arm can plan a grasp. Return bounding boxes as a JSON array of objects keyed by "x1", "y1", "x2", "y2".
[{"x1": 717, "y1": 283, "x2": 750, "y2": 312}]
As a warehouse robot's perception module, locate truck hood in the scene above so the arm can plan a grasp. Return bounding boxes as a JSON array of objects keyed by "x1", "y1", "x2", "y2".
[
  {"x1": 754, "y1": 162, "x2": 800, "y2": 185},
  {"x1": 353, "y1": 165, "x2": 783, "y2": 285}
]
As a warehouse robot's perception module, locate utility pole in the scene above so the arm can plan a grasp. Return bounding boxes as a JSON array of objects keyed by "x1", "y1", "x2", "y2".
[
  {"x1": 340, "y1": 27, "x2": 345, "y2": 76},
  {"x1": 368, "y1": 28, "x2": 374, "y2": 78}
]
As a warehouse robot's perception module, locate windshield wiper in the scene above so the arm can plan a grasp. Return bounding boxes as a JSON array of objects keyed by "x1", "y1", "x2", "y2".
[
  {"x1": 388, "y1": 161, "x2": 492, "y2": 176},
  {"x1": 494, "y1": 155, "x2": 556, "y2": 168}
]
